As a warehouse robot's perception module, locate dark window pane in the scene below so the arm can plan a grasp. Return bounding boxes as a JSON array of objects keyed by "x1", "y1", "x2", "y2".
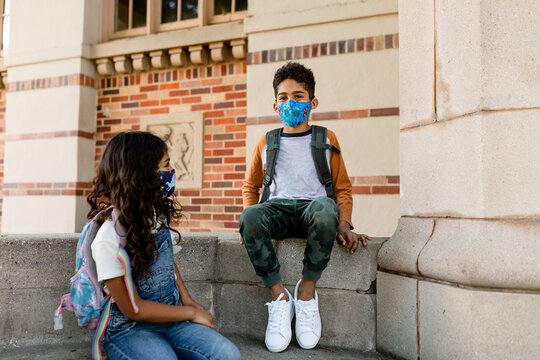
[
  {"x1": 181, "y1": 0, "x2": 198, "y2": 20},
  {"x1": 214, "y1": 0, "x2": 231, "y2": 15},
  {"x1": 115, "y1": 0, "x2": 129, "y2": 31},
  {"x1": 132, "y1": 0, "x2": 147, "y2": 28},
  {"x1": 235, "y1": 0, "x2": 247, "y2": 12},
  {"x1": 162, "y1": 0, "x2": 178, "y2": 23}
]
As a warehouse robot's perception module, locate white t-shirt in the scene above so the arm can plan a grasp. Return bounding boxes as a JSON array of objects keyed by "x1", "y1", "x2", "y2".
[
  {"x1": 91, "y1": 219, "x2": 180, "y2": 282},
  {"x1": 262, "y1": 129, "x2": 331, "y2": 201}
]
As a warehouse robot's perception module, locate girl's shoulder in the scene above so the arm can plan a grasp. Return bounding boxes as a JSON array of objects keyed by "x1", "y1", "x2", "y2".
[{"x1": 92, "y1": 219, "x2": 122, "y2": 250}]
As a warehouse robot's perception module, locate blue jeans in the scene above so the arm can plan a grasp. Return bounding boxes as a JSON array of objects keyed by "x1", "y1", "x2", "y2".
[{"x1": 102, "y1": 228, "x2": 240, "y2": 360}]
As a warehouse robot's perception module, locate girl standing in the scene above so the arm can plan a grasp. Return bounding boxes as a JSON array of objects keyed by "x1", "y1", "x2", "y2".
[{"x1": 88, "y1": 131, "x2": 240, "y2": 360}]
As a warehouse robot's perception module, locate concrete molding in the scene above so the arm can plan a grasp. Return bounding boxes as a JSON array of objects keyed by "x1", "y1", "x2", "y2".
[
  {"x1": 95, "y1": 58, "x2": 114, "y2": 76},
  {"x1": 131, "y1": 53, "x2": 150, "y2": 72},
  {"x1": 230, "y1": 39, "x2": 247, "y2": 60},
  {"x1": 149, "y1": 50, "x2": 170, "y2": 69},
  {"x1": 377, "y1": 217, "x2": 434, "y2": 276},
  {"x1": 208, "y1": 41, "x2": 230, "y2": 63},
  {"x1": 112, "y1": 55, "x2": 132, "y2": 74},
  {"x1": 168, "y1": 48, "x2": 189, "y2": 67},
  {"x1": 188, "y1": 45, "x2": 209, "y2": 65}
]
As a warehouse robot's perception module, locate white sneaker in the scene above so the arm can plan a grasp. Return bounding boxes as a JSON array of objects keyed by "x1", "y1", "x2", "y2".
[
  {"x1": 294, "y1": 279, "x2": 321, "y2": 349},
  {"x1": 264, "y1": 289, "x2": 294, "y2": 353}
]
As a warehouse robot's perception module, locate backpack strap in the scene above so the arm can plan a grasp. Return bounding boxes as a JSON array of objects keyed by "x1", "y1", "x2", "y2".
[
  {"x1": 92, "y1": 294, "x2": 112, "y2": 360},
  {"x1": 310, "y1": 125, "x2": 339, "y2": 199},
  {"x1": 259, "y1": 128, "x2": 283, "y2": 203}
]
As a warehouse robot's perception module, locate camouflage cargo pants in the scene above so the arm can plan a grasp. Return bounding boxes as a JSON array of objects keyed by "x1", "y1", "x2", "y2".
[{"x1": 239, "y1": 197, "x2": 339, "y2": 287}]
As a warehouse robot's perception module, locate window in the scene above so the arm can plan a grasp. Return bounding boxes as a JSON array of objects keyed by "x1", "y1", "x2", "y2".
[
  {"x1": 101, "y1": 0, "x2": 247, "y2": 41},
  {"x1": 0, "y1": 0, "x2": 10, "y2": 56},
  {"x1": 210, "y1": 0, "x2": 247, "y2": 23}
]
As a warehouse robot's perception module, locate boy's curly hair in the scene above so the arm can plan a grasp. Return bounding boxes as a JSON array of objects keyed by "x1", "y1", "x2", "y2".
[
  {"x1": 272, "y1": 62, "x2": 316, "y2": 100},
  {"x1": 87, "y1": 131, "x2": 182, "y2": 277}
]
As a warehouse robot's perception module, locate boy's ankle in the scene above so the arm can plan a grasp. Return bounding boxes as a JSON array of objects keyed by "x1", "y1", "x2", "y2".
[
  {"x1": 269, "y1": 283, "x2": 289, "y2": 301},
  {"x1": 297, "y1": 278, "x2": 316, "y2": 301}
]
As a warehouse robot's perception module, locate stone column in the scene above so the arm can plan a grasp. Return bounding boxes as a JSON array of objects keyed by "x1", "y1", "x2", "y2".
[
  {"x1": 377, "y1": 1, "x2": 540, "y2": 359},
  {"x1": 2, "y1": 0, "x2": 99, "y2": 232}
]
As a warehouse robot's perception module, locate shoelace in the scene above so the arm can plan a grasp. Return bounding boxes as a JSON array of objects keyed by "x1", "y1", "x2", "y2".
[
  {"x1": 294, "y1": 299, "x2": 317, "y2": 330},
  {"x1": 265, "y1": 293, "x2": 288, "y2": 333}
]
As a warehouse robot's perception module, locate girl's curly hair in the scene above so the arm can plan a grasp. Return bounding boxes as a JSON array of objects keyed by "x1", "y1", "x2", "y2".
[{"x1": 87, "y1": 131, "x2": 182, "y2": 277}]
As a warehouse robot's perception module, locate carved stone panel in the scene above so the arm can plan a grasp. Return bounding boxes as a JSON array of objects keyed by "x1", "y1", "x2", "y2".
[{"x1": 141, "y1": 113, "x2": 203, "y2": 189}]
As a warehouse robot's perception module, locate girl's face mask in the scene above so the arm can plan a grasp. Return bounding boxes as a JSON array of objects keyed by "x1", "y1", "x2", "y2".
[
  {"x1": 276, "y1": 100, "x2": 312, "y2": 127},
  {"x1": 158, "y1": 169, "x2": 176, "y2": 198}
]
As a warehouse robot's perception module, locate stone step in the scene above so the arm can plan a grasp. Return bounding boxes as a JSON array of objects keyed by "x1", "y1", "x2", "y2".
[
  {"x1": 0, "y1": 335, "x2": 396, "y2": 360},
  {"x1": 0, "y1": 233, "x2": 386, "y2": 353}
]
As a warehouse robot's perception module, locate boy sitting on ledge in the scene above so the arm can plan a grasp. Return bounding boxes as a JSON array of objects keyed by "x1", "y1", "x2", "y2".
[{"x1": 239, "y1": 62, "x2": 371, "y2": 353}]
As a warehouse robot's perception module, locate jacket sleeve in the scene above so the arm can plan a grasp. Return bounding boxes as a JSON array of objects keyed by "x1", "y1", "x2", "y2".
[
  {"x1": 327, "y1": 130, "x2": 354, "y2": 228},
  {"x1": 242, "y1": 135, "x2": 266, "y2": 208}
]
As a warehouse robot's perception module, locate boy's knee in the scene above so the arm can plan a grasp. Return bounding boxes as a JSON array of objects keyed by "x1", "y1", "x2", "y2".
[
  {"x1": 308, "y1": 197, "x2": 339, "y2": 225},
  {"x1": 239, "y1": 205, "x2": 266, "y2": 235}
]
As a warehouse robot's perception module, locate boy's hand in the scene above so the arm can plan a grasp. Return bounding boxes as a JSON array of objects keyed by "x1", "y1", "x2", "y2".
[
  {"x1": 337, "y1": 221, "x2": 371, "y2": 254},
  {"x1": 239, "y1": 235, "x2": 244, "y2": 245}
]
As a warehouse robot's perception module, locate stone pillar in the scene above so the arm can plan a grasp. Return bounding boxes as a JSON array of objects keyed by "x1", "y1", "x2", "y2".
[
  {"x1": 2, "y1": 0, "x2": 99, "y2": 232},
  {"x1": 377, "y1": 0, "x2": 540, "y2": 358}
]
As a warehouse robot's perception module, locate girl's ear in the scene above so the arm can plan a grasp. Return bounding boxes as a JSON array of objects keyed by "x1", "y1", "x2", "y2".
[{"x1": 311, "y1": 97, "x2": 319, "y2": 110}]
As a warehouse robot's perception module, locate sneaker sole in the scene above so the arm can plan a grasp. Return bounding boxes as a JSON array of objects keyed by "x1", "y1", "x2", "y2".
[{"x1": 265, "y1": 338, "x2": 292, "y2": 353}]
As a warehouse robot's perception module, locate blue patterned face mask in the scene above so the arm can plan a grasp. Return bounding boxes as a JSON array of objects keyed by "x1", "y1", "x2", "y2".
[
  {"x1": 158, "y1": 169, "x2": 176, "y2": 198},
  {"x1": 277, "y1": 100, "x2": 312, "y2": 127}
]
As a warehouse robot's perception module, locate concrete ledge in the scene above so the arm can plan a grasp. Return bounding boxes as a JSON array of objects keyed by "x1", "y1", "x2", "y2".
[{"x1": 1, "y1": 233, "x2": 386, "y2": 352}]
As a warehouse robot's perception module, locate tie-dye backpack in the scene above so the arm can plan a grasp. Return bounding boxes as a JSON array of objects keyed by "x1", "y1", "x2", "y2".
[{"x1": 53, "y1": 207, "x2": 139, "y2": 360}]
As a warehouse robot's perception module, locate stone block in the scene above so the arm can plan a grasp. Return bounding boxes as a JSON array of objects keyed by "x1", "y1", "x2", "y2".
[
  {"x1": 277, "y1": 238, "x2": 385, "y2": 292},
  {"x1": 214, "y1": 283, "x2": 376, "y2": 352},
  {"x1": 215, "y1": 236, "x2": 261, "y2": 283},
  {"x1": 435, "y1": 0, "x2": 483, "y2": 120},
  {"x1": 398, "y1": 0, "x2": 435, "y2": 128},
  {"x1": 376, "y1": 271, "x2": 418, "y2": 360},
  {"x1": 214, "y1": 283, "x2": 273, "y2": 338},
  {"x1": 419, "y1": 280, "x2": 540, "y2": 359},
  {"x1": 0, "y1": 235, "x2": 78, "y2": 290},
  {"x1": 0, "y1": 288, "x2": 92, "y2": 347},
  {"x1": 418, "y1": 218, "x2": 540, "y2": 290},
  {"x1": 378, "y1": 217, "x2": 434, "y2": 275},
  {"x1": 317, "y1": 288, "x2": 376, "y2": 351},
  {"x1": 174, "y1": 233, "x2": 217, "y2": 281},
  {"x1": 184, "y1": 282, "x2": 213, "y2": 315},
  {"x1": 400, "y1": 115, "x2": 484, "y2": 217}
]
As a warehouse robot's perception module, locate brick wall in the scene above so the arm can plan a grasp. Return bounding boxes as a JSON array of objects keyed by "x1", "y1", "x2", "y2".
[{"x1": 96, "y1": 61, "x2": 247, "y2": 232}]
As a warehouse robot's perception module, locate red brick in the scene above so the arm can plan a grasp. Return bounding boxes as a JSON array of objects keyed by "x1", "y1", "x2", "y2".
[
  {"x1": 387, "y1": 176, "x2": 400, "y2": 184},
  {"x1": 123, "y1": 118, "x2": 140, "y2": 124},
  {"x1": 170, "y1": 89, "x2": 189, "y2": 97},
  {"x1": 370, "y1": 107, "x2": 399, "y2": 116},
  {"x1": 214, "y1": 117, "x2": 235, "y2": 125},
  {"x1": 130, "y1": 94, "x2": 148, "y2": 101},
  {"x1": 372, "y1": 186, "x2": 400, "y2": 194},
  {"x1": 182, "y1": 205, "x2": 201, "y2": 212},
  {"x1": 161, "y1": 99, "x2": 180, "y2": 105},
  {"x1": 224, "y1": 222, "x2": 239, "y2": 229},
  {"x1": 205, "y1": 173, "x2": 223, "y2": 181},
  {"x1": 179, "y1": 190, "x2": 200, "y2": 196},
  {"x1": 204, "y1": 110, "x2": 225, "y2": 118},
  {"x1": 224, "y1": 173, "x2": 245, "y2": 180},
  {"x1": 225, "y1": 141, "x2": 245, "y2": 148},
  {"x1": 340, "y1": 110, "x2": 369, "y2": 119},
  {"x1": 140, "y1": 85, "x2": 158, "y2": 92},
  {"x1": 226, "y1": 109, "x2": 247, "y2": 116},
  {"x1": 98, "y1": 97, "x2": 110, "y2": 104},
  {"x1": 111, "y1": 96, "x2": 129, "y2": 102},
  {"x1": 235, "y1": 100, "x2": 247, "y2": 107},
  {"x1": 150, "y1": 107, "x2": 169, "y2": 114},
  {"x1": 160, "y1": 83, "x2": 179, "y2": 90},
  {"x1": 141, "y1": 100, "x2": 159, "y2": 107},
  {"x1": 213, "y1": 214, "x2": 235, "y2": 221},
  {"x1": 214, "y1": 101, "x2": 235, "y2": 109},
  {"x1": 202, "y1": 78, "x2": 222, "y2": 86},
  {"x1": 104, "y1": 118, "x2": 121, "y2": 125},
  {"x1": 211, "y1": 165, "x2": 234, "y2": 172},
  {"x1": 224, "y1": 190, "x2": 242, "y2": 197},
  {"x1": 225, "y1": 125, "x2": 246, "y2": 132},
  {"x1": 190, "y1": 198, "x2": 212, "y2": 206},
  {"x1": 224, "y1": 206, "x2": 243, "y2": 212},
  {"x1": 224, "y1": 157, "x2": 245, "y2": 164},
  {"x1": 213, "y1": 198, "x2": 234, "y2": 205},
  {"x1": 131, "y1": 109, "x2": 150, "y2": 116},
  {"x1": 213, "y1": 149, "x2": 234, "y2": 156},
  {"x1": 311, "y1": 112, "x2": 339, "y2": 121},
  {"x1": 201, "y1": 190, "x2": 223, "y2": 197},
  {"x1": 212, "y1": 181, "x2": 233, "y2": 188},
  {"x1": 235, "y1": 133, "x2": 246, "y2": 140},
  {"x1": 213, "y1": 85, "x2": 233, "y2": 93},
  {"x1": 182, "y1": 96, "x2": 202, "y2": 104},
  {"x1": 192, "y1": 104, "x2": 212, "y2": 111},
  {"x1": 225, "y1": 92, "x2": 246, "y2": 100},
  {"x1": 180, "y1": 80, "x2": 201, "y2": 88},
  {"x1": 352, "y1": 186, "x2": 371, "y2": 194},
  {"x1": 205, "y1": 141, "x2": 224, "y2": 149},
  {"x1": 190, "y1": 213, "x2": 212, "y2": 220}
]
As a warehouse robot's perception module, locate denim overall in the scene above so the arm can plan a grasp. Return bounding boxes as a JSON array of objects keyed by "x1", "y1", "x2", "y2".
[{"x1": 102, "y1": 228, "x2": 240, "y2": 360}]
